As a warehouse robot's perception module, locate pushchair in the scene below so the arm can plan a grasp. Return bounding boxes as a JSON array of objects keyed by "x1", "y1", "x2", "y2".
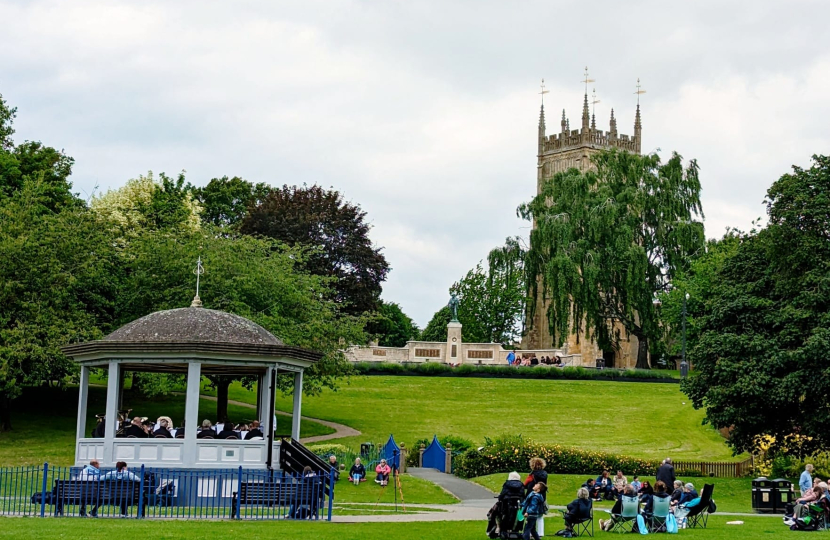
[{"x1": 487, "y1": 495, "x2": 525, "y2": 539}]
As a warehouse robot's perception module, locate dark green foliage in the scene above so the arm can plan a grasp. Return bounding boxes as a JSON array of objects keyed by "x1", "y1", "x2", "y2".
[
  {"x1": 682, "y1": 155, "x2": 830, "y2": 456},
  {"x1": 366, "y1": 301, "x2": 419, "y2": 347},
  {"x1": 193, "y1": 176, "x2": 271, "y2": 228},
  {"x1": 520, "y1": 149, "x2": 705, "y2": 368},
  {"x1": 0, "y1": 180, "x2": 121, "y2": 429},
  {"x1": 406, "y1": 435, "x2": 475, "y2": 467},
  {"x1": 454, "y1": 434, "x2": 660, "y2": 478},
  {"x1": 241, "y1": 184, "x2": 390, "y2": 315},
  {"x1": 352, "y1": 362, "x2": 676, "y2": 381},
  {"x1": 0, "y1": 93, "x2": 15, "y2": 150}
]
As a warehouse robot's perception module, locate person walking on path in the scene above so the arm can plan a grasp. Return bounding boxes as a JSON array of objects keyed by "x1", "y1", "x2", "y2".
[
  {"x1": 521, "y1": 482, "x2": 547, "y2": 540},
  {"x1": 800, "y1": 464, "x2": 814, "y2": 496},
  {"x1": 656, "y1": 457, "x2": 676, "y2": 490}
]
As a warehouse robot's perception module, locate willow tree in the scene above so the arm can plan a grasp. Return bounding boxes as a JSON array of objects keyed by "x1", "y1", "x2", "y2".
[{"x1": 519, "y1": 149, "x2": 704, "y2": 368}]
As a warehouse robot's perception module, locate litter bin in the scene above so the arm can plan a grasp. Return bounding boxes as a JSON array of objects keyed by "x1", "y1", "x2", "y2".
[
  {"x1": 360, "y1": 442, "x2": 375, "y2": 456},
  {"x1": 752, "y1": 477, "x2": 775, "y2": 513},
  {"x1": 772, "y1": 478, "x2": 795, "y2": 513}
]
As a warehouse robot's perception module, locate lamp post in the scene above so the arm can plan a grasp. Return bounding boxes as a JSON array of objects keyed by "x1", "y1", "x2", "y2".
[{"x1": 680, "y1": 292, "x2": 690, "y2": 378}]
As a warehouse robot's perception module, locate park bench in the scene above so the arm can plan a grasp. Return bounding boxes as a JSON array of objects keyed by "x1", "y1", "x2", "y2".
[
  {"x1": 231, "y1": 477, "x2": 324, "y2": 519},
  {"x1": 52, "y1": 479, "x2": 144, "y2": 516}
]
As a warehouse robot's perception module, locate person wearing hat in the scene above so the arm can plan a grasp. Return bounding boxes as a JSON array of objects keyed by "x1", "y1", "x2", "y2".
[{"x1": 153, "y1": 417, "x2": 173, "y2": 438}]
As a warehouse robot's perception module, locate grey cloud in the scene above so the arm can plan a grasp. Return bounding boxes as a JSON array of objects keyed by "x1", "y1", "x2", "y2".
[{"x1": 1, "y1": 0, "x2": 828, "y2": 325}]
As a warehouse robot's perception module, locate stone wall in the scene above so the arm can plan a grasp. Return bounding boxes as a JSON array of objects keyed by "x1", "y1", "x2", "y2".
[{"x1": 345, "y1": 340, "x2": 586, "y2": 367}]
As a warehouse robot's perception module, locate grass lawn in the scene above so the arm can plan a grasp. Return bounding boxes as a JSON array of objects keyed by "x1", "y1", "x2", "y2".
[
  {"x1": 217, "y1": 376, "x2": 738, "y2": 461},
  {"x1": 0, "y1": 516, "x2": 793, "y2": 539},
  {"x1": 334, "y1": 473, "x2": 458, "y2": 504},
  {"x1": 472, "y1": 473, "x2": 756, "y2": 513},
  {"x1": 0, "y1": 387, "x2": 333, "y2": 466}
]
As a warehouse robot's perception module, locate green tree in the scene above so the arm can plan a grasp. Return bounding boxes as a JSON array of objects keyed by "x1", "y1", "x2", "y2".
[
  {"x1": 682, "y1": 155, "x2": 830, "y2": 456},
  {"x1": 193, "y1": 176, "x2": 271, "y2": 229},
  {"x1": 117, "y1": 227, "x2": 367, "y2": 421},
  {"x1": 520, "y1": 149, "x2": 705, "y2": 368},
  {"x1": 366, "y1": 301, "x2": 419, "y2": 347},
  {"x1": 0, "y1": 179, "x2": 120, "y2": 430},
  {"x1": 420, "y1": 237, "x2": 526, "y2": 345},
  {"x1": 240, "y1": 184, "x2": 390, "y2": 316}
]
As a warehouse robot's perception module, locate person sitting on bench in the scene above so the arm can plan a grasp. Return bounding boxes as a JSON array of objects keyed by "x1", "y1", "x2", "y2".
[
  {"x1": 101, "y1": 461, "x2": 140, "y2": 516},
  {"x1": 348, "y1": 458, "x2": 366, "y2": 484},
  {"x1": 76, "y1": 460, "x2": 101, "y2": 517},
  {"x1": 375, "y1": 459, "x2": 391, "y2": 486}
]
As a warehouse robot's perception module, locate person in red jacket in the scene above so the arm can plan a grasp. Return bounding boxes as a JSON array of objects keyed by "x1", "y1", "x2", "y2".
[{"x1": 375, "y1": 459, "x2": 392, "y2": 486}]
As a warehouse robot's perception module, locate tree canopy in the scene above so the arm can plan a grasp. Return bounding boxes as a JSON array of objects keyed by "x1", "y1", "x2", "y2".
[
  {"x1": 241, "y1": 184, "x2": 389, "y2": 315},
  {"x1": 420, "y1": 237, "x2": 526, "y2": 346},
  {"x1": 193, "y1": 176, "x2": 271, "y2": 229},
  {"x1": 520, "y1": 149, "x2": 705, "y2": 368},
  {"x1": 682, "y1": 154, "x2": 830, "y2": 456},
  {"x1": 366, "y1": 301, "x2": 419, "y2": 347}
]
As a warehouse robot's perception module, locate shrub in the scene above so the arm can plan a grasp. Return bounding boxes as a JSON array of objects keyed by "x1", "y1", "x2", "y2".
[
  {"x1": 453, "y1": 434, "x2": 660, "y2": 479},
  {"x1": 352, "y1": 362, "x2": 676, "y2": 382},
  {"x1": 306, "y1": 443, "x2": 351, "y2": 456}
]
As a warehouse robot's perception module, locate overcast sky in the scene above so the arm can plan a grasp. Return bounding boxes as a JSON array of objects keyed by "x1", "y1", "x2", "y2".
[{"x1": 2, "y1": 0, "x2": 828, "y2": 326}]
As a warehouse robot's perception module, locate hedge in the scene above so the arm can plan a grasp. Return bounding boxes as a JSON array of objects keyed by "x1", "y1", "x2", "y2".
[
  {"x1": 353, "y1": 362, "x2": 678, "y2": 382},
  {"x1": 453, "y1": 434, "x2": 660, "y2": 479}
]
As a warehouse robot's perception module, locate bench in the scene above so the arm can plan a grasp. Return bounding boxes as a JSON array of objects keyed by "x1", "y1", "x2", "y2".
[
  {"x1": 52, "y1": 479, "x2": 144, "y2": 516},
  {"x1": 231, "y1": 478, "x2": 324, "y2": 519}
]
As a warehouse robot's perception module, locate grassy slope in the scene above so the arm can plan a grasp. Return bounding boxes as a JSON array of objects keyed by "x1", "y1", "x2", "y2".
[
  {"x1": 222, "y1": 376, "x2": 737, "y2": 461},
  {"x1": 473, "y1": 473, "x2": 754, "y2": 513},
  {"x1": 0, "y1": 516, "x2": 791, "y2": 540},
  {"x1": 334, "y1": 474, "x2": 457, "y2": 504},
  {"x1": 0, "y1": 387, "x2": 333, "y2": 466}
]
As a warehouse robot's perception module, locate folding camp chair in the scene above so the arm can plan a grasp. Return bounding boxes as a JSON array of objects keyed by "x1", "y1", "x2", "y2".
[
  {"x1": 610, "y1": 495, "x2": 640, "y2": 533},
  {"x1": 804, "y1": 498, "x2": 829, "y2": 531},
  {"x1": 685, "y1": 484, "x2": 714, "y2": 529},
  {"x1": 648, "y1": 496, "x2": 671, "y2": 533},
  {"x1": 558, "y1": 507, "x2": 593, "y2": 537}
]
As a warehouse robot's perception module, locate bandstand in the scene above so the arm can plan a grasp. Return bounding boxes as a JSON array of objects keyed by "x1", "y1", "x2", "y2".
[{"x1": 62, "y1": 304, "x2": 322, "y2": 470}]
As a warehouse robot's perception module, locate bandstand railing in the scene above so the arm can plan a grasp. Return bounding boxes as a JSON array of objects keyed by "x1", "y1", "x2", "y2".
[{"x1": 0, "y1": 463, "x2": 335, "y2": 521}]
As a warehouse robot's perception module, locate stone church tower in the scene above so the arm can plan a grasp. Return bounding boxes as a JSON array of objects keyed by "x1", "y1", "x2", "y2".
[{"x1": 522, "y1": 77, "x2": 643, "y2": 368}]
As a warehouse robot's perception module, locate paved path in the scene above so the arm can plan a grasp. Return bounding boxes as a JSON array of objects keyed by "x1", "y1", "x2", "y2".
[
  {"x1": 171, "y1": 392, "x2": 361, "y2": 444},
  {"x1": 407, "y1": 467, "x2": 496, "y2": 501}
]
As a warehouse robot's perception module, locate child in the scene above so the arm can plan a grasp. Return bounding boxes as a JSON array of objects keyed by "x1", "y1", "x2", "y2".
[
  {"x1": 521, "y1": 482, "x2": 547, "y2": 540},
  {"x1": 631, "y1": 475, "x2": 642, "y2": 494}
]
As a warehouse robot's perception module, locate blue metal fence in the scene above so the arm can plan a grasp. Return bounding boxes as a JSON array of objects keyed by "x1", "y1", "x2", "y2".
[
  {"x1": 421, "y1": 435, "x2": 446, "y2": 472},
  {"x1": 0, "y1": 464, "x2": 335, "y2": 520}
]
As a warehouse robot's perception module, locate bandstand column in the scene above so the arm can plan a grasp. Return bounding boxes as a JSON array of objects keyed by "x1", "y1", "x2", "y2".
[
  {"x1": 103, "y1": 361, "x2": 120, "y2": 466},
  {"x1": 291, "y1": 371, "x2": 303, "y2": 441},
  {"x1": 75, "y1": 365, "x2": 90, "y2": 442},
  {"x1": 260, "y1": 366, "x2": 274, "y2": 436},
  {"x1": 183, "y1": 361, "x2": 201, "y2": 468}
]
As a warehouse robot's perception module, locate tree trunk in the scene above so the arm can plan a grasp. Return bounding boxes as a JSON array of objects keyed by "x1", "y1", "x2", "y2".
[
  {"x1": 216, "y1": 378, "x2": 231, "y2": 423},
  {"x1": 0, "y1": 394, "x2": 12, "y2": 431},
  {"x1": 635, "y1": 335, "x2": 651, "y2": 370}
]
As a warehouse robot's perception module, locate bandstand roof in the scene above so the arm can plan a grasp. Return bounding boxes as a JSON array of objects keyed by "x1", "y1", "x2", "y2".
[{"x1": 62, "y1": 307, "x2": 322, "y2": 374}]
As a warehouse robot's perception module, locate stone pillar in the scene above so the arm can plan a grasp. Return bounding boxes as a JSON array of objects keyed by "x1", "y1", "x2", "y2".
[
  {"x1": 183, "y1": 362, "x2": 202, "y2": 468},
  {"x1": 419, "y1": 444, "x2": 425, "y2": 467},
  {"x1": 400, "y1": 443, "x2": 407, "y2": 473},
  {"x1": 445, "y1": 443, "x2": 453, "y2": 474},
  {"x1": 446, "y1": 321, "x2": 462, "y2": 364},
  {"x1": 103, "y1": 361, "x2": 120, "y2": 466},
  {"x1": 291, "y1": 371, "x2": 303, "y2": 441}
]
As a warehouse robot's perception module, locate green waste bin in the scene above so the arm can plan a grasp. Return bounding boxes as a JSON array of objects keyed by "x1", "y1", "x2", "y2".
[{"x1": 752, "y1": 477, "x2": 775, "y2": 513}]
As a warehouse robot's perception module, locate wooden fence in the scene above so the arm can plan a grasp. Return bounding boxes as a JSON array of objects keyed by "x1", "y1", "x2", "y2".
[{"x1": 672, "y1": 457, "x2": 754, "y2": 478}]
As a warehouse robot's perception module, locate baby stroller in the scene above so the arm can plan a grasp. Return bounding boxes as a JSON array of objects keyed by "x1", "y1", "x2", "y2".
[{"x1": 487, "y1": 495, "x2": 525, "y2": 539}]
